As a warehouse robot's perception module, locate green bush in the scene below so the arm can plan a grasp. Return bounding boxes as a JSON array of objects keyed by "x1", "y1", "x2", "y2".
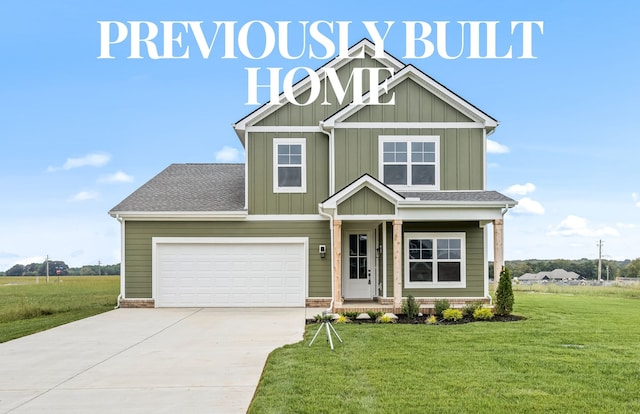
[
  {"x1": 442, "y1": 308, "x2": 463, "y2": 321},
  {"x1": 434, "y1": 299, "x2": 450, "y2": 317},
  {"x1": 401, "y1": 294, "x2": 420, "y2": 319},
  {"x1": 344, "y1": 311, "x2": 359, "y2": 319},
  {"x1": 495, "y1": 267, "x2": 515, "y2": 316},
  {"x1": 335, "y1": 314, "x2": 351, "y2": 324},
  {"x1": 367, "y1": 310, "x2": 383, "y2": 320},
  {"x1": 376, "y1": 314, "x2": 396, "y2": 324},
  {"x1": 462, "y1": 301, "x2": 484, "y2": 317},
  {"x1": 473, "y1": 307, "x2": 494, "y2": 320}
]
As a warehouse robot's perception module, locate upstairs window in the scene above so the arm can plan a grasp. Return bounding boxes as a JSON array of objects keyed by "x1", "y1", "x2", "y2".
[
  {"x1": 273, "y1": 138, "x2": 306, "y2": 193},
  {"x1": 379, "y1": 136, "x2": 439, "y2": 190}
]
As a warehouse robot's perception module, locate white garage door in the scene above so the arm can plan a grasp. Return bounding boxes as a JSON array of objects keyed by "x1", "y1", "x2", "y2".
[{"x1": 154, "y1": 239, "x2": 306, "y2": 307}]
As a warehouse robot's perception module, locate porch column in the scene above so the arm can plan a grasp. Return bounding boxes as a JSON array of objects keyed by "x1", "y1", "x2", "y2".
[
  {"x1": 333, "y1": 219, "x2": 343, "y2": 308},
  {"x1": 392, "y1": 219, "x2": 403, "y2": 310},
  {"x1": 493, "y1": 218, "x2": 504, "y2": 293}
]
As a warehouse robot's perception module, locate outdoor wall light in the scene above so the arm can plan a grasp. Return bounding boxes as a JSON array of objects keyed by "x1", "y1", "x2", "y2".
[{"x1": 319, "y1": 245, "x2": 326, "y2": 258}]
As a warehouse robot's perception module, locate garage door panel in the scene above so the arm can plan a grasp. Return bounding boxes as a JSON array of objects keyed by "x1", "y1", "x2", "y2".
[{"x1": 155, "y1": 241, "x2": 305, "y2": 307}]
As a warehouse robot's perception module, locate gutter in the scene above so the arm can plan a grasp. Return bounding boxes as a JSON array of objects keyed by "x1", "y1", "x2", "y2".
[{"x1": 317, "y1": 204, "x2": 335, "y2": 313}]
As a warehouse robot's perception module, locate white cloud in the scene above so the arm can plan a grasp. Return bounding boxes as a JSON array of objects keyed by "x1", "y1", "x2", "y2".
[
  {"x1": 504, "y1": 183, "x2": 536, "y2": 196},
  {"x1": 633, "y1": 192, "x2": 640, "y2": 207},
  {"x1": 512, "y1": 197, "x2": 545, "y2": 215},
  {"x1": 617, "y1": 222, "x2": 639, "y2": 229},
  {"x1": 48, "y1": 153, "x2": 111, "y2": 172},
  {"x1": 215, "y1": 146, "x2": 243, "y2": 163},
  {"x1": 99, "y1": 171, "x2": 133, "y2": 183},
  {"x1": 69, "y1": 191, "x2": 100, "y2": 202},
  {"x1": 547, "y1": 215, "x2": 620, "y2": 238},
  {"x1": 487, "y1": 139, "x2": 509, "y2": 154}
]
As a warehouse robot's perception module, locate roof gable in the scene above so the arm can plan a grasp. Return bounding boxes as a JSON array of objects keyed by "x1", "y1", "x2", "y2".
[
  {"x1": 323, "y1": 64, "x2": 498, "y2": 130},
  {"x1": 233, "y1": 39, "x2": 405, "y2": 139},
  {"x1": 321, "y1": 173, "x2": 404, "y2": 211}
]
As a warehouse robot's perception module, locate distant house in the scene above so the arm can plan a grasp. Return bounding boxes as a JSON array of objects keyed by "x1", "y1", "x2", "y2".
[{"x1": 518, "y1": 269, "x2": 583, "y2": 283}]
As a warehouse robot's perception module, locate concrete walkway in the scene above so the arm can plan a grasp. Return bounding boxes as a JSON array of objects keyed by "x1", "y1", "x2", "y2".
[{"x1": 0, "y1": 308, "x2": 305, "y2": 414}]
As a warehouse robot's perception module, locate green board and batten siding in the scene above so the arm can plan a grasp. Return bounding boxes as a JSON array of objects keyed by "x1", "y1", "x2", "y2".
[
  {"x1": 334, "y1": 127, "x2": 484, "y2": 191},
  {"x1": 123, "y1": 221, "x2": 331, "y2": 299},
  {"x1": 248, "y1": 132, "x2": 329, "y2": 215},
  {"x1": 385, "y1": 221, "x2": 485, "y2": 298},
  {"x1": 334, "y1": 77, "x2": 484, "y2": 191},
  {"x1": 337, "y1": 187, "x2": 395, "y2": 216}
]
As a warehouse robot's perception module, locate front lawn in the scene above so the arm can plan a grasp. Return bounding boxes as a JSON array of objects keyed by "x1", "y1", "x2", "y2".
[{"x1": 249, "y1": 289, "x2": 640, "y2": 413}]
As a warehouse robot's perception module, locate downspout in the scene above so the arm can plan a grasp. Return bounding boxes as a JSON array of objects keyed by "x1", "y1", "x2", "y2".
[
  {"x1": 318, "y1": 123, "x2": 335, "y2": 312},
  {"x1": 114, "y1": 214, "x2": 125, "y2": 309},
  {"x1": 318, "y1": 205, "x2": 335, "y2": 313}
]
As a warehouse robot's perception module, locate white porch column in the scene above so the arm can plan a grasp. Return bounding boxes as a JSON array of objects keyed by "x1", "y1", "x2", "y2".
[
  {"x1": 333, "y1": 219, "x2": 343, "y2": 308},
  {"x1": 493, "y1": 218, "x2": 504, "y2": 293},
  {"x1": 392, "y1": 219, "x2": 403, "y2": 310}
]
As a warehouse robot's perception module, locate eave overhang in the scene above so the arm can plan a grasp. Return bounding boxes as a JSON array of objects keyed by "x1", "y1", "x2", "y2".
[{"x1": 108, "y1": 210, "x2": 248, "y2": 221}]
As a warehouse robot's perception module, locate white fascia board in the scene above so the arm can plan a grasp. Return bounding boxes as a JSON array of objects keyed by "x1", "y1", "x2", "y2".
[
  {"x1": 109, "y1": 211, "x2": 248, "y2": 221},
  {"x1": 245, "y1": 214, "x2": 326, "y2": 221},
  {"x1": 398, "y1": 200, "x2": 516, "y2": 208},
  {"x1": 233, "y1": 39, "x2": 405, "y2": 132},
  {"x1": 324, "y1": 65, "x2": 497, "y2": 129},
  {"x1": 322, "y1": 175, "x2": 403, "y2": 210},
  {"x1": 398, "y1": 207, "x2": 504, "y2": 221}
]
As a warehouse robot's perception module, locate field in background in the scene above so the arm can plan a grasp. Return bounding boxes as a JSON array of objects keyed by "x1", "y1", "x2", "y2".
[{"x1": 0, "y1": 276, "x2": 120, "y2": 343}]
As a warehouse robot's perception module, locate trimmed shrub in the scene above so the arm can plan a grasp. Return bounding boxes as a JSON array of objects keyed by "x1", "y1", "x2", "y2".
[
  {"x1": 473, "y1": 307, "x2": 494, "y2": 320},
  {"x1": 495, "y1": 267, "x2": 515, "y2": 316},
  {"x1": 367, "y1": 310, "x2": 383, "y2": 320},
  {"x1": 344, "y1": 311, "x2": 359, "y2": 319},
  {"x1": 425, "y1": 315, "x2": 438, "y2": 325},
  {"x1": 442, "y1": 308, "x2": 463, "y2": 321},
  {"x1": 376, "y1": 314, "x2": 396, "y2": 324},
  {"x1": 434, "y1": 299, "x2": 450, "y2": 317},
  {"x1": 462, "y1": 301, "x2": 484, "y2": 317},
  {"x1": 335, "y1": 314, "x2": 351, "y2": 324},
  {"x1": 401, "y1": 295, "x2": 420, "y2": 319}
]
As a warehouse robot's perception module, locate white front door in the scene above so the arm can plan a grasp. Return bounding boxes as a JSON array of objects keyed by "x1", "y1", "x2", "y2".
[{"x1": 343, "y1": 231, "x2": 374, "y2": 299}]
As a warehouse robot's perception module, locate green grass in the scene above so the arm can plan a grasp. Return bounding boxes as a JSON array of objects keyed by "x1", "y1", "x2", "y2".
[
  {"x1": 0, "y1": 276, "x2": 120, "y2": 343},
  {"x1": 249, "y1": 288, "x2": 640, "y2": 413}
]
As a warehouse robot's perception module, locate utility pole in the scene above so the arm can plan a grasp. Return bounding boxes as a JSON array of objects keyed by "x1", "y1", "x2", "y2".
[{"x1": 597, "y1": 240, "x2": 604, "y2": 282}]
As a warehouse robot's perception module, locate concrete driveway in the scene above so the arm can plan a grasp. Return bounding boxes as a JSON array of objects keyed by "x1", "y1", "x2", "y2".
[{"x1": 0, "y1": 308, "x2": 305, "y2": 414}]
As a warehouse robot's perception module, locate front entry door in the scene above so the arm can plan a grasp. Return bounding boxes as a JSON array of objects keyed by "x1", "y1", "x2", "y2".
[{"x1": 343, "y1": 231, "x2": 373, "y2": 299}]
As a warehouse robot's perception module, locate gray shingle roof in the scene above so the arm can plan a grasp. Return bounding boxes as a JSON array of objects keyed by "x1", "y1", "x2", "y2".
[
  {"x1": 399, "y1": 191, "x2": 516, "y2": 204},
  {"x1": 109, "y1": 164, "x2": 245, "y2": 213}
]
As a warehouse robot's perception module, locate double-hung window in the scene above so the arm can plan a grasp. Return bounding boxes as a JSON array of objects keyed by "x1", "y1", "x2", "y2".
[
  {"x1": 273, "y1": 138, "x2": 306, "y2": 193},
  {"x1": 404, "y1": 232, "x2": 465, "y2": 288},
  {"x1": 379, "y1": 136, "x2": 439, "y2": 190}
]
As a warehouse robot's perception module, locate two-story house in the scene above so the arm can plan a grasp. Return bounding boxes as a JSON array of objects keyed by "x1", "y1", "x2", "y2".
[{"x1": 109, "y1": 39, "x2": 516, "y2": 312}]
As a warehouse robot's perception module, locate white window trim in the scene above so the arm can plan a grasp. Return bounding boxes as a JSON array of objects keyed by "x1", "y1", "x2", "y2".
[
  {"x1": 273, "y1": 138, "x2": 306, "y2": 193},
  {"x1": 404, "y1": 232, "x2": 466, "y2": 289},
  {"x1": 378, "y1": 135, "x2": 440, "y2": 191}
]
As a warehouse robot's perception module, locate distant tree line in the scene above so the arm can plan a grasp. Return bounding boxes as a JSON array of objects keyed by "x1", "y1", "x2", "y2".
[
  {"x1": 2, "y1": 261, "x2": 120, "y2": 276},
  {"x1": 491, "y1": 258, "x2": 640, "y2": 280}
]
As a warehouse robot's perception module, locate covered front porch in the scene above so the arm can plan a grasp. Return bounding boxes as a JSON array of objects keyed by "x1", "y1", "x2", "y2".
[{"x1": 318, "y1": 175, "x2": 515, "y2": 313}]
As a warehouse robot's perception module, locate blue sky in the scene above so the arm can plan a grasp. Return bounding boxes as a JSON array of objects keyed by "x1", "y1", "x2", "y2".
[{"x1": 1, "y1": 1, "x2": 639, "y2": 270}]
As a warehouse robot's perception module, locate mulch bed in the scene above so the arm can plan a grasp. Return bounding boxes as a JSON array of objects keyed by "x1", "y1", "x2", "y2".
[{"x1": 306, "y1": 314, "x2": 526, "y2": 325}]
